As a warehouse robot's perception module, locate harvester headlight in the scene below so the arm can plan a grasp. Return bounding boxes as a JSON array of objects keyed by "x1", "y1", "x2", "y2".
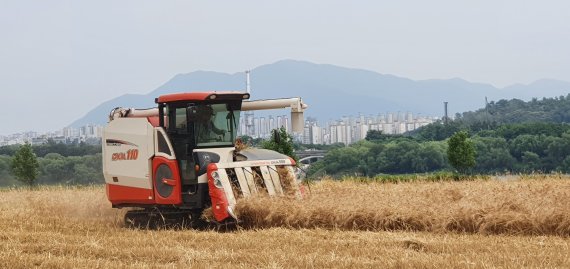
[{"x1": 211, "y1": 171, "x2": 223, "y2": 188}]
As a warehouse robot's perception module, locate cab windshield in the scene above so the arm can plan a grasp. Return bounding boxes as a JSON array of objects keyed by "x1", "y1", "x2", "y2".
[{"x1": 192, "y1": 103, "x2": 240, "y2": 147}]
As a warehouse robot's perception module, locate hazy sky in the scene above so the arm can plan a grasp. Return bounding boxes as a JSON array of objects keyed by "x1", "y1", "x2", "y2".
[{"x1": 1, "y1": 0, "x2": 569, "y2": 134}]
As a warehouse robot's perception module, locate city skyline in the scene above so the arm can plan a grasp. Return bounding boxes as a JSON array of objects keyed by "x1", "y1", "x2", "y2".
[
  {"x1": 1, "y1": 110, "x2": 439, "y2": 147},
  {"x1": 238, "y1": 111, "x2": 436, "y2": 145}
]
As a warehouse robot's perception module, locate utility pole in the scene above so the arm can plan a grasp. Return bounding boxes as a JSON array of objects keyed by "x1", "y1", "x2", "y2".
[{"x1": 485, "y1": 96, "x2": 490, "y2": 129}]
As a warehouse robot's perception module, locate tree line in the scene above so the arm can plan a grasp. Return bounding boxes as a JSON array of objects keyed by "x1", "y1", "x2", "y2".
[
  {"x1": 460, "y1": 94, "x2": 570, "y2": 126},
  {"x1": 2, "y1": 123, "x2": 569, "y2": 185},
  {"x1": 0, "y1": 140, "x2": 101, "y2": 157},
  {"x1": 307, "y1": 122, "x2": 570, "y2": 177},
  {"x1": 3, "y1": 95, "x2": 570, "y2": 185},
  {"x1": 0, "y1": 143, "x2": 103, "y2": 187}
]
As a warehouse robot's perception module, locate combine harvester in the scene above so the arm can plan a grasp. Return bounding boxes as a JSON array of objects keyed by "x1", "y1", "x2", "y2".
[{"x1": 102, "y1": 91, "x2": 307, "y2": 227}]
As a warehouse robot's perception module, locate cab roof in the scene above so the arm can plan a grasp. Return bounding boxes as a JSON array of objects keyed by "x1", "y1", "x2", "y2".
[{"x1": 156, "y1": 91, "x2": 250, "y2": 103}]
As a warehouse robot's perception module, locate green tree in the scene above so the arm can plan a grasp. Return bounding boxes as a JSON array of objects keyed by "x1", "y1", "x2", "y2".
[
  {"x1": 318, "y1": 145, "x2": 369, "y2": 176},
  {"x1": 378, "y1": 140, "x2": 420, "y2": 173},
  {"x1": 473, "y1": 136, "x2": 515, "y2": 172},
  {"x1": 10, "y1": 143, "x2": 39, "y2": 187},
  {"x1": 447, "y1": 131, "x2": 476, "y2": 174},
  {"x1": 365, "y1": 130, "x2": 386, "y2": 141},
  {"x1": 412, "y1": 142, "x2": 448, "y2": 173},
  {"x1": 521, "y1": 151, "x2": 542, "y2": 172},
  {"x1": 262, "y1": 127, "x2": 298, "y2": 162},
  {"x1": 558, "y1": 156, "x2": 570, "y2": 173},
  {"x1": 0, "y1": 155, "x2": 18, "y2": 186},
  {"x1": 414, "y1": 120, "x2": 463, "y2": 141},
  {"x1": 509, "y1": 135, "x2": 541, "y2": 160}
]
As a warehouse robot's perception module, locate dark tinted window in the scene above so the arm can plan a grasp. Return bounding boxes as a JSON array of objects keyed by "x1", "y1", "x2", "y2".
[{"x1": 157, "y1": 132, "x2": 172, "y2": 156}]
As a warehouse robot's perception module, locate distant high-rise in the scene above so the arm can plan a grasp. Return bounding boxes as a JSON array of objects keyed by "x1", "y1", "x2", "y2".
[
  {"x1": 310, "y1": 125, "x2": 323, "y2": 144},
  {"x1": 254, "y1": 117, "x2": 260, "y2": 138},
  {"x1": 269, "y1": 116, "x2": 276, "y2": 131},
  {"x1": 259, "y1": 117, "x2": 267, "y2": 137},
  {"x1": 406, "y1": 112, "x2": 413, "y2": 122},
  {"x1": 378, "y1": 113, "x2": 386, "y2": 123},
  {"x1": 397, "y1": 111, "x2": 405, "y2": 122},
  {"x1": 284, "y1": 117, "x2": 290, "y2": 132}
]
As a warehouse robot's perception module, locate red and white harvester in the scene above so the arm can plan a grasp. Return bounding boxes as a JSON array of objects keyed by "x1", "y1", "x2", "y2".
[{"x1": 102, "y1": 92, "x2": 307, "y2": 227}]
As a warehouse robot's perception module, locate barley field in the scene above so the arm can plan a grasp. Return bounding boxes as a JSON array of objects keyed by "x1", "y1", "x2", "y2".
[{"x1": 1, "y1": 176, "x2": 569, "y2": 268}]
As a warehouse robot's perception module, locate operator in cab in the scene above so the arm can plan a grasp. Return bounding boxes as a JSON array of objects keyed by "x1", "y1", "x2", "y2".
[{"x1": 195, "y1": 105, "x2": 226, "y2": 142}]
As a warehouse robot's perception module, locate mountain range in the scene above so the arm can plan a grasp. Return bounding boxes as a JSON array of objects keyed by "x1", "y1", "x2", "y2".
[{"x1": 71, "y1": 60, "x2": 570, "y2": 126}]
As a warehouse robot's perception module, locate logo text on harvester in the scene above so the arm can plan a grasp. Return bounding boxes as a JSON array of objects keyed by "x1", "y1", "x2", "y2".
[{"x1": 112, "y1": 149, "x2": 139, "y2": 161}]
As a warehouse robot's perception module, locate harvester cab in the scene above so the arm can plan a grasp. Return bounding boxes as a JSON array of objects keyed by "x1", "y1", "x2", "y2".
[{"x1": 102, "y1": 91, "x2": 307, "y2": 226}]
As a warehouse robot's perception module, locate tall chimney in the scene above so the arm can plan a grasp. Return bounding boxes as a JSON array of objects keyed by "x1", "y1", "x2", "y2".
[
  {"x1": 444, "y1": 101, "x2": 449, "y2": 124},
  {"x1": 244, "y1": 70, "x2": 255, "y2": 137},
  {"x1": 245, "y1": 70, "x2": 251, "y2": 94}
]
